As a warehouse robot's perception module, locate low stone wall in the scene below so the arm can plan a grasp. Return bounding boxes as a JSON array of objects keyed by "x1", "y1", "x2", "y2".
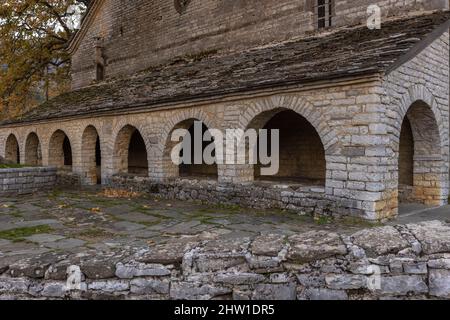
[
  {"x1": 1, "y1": 220, "x2": 450, "y2": 300},
  {"x1": 0, "y1": 167, "x2": 57, "y2": 196},
  {"x1": 108, "y1": 176, "x2": 365, "y2": 218},
  {"x1": 56, "y1": 171, "x2": 82, "y2": 188}
]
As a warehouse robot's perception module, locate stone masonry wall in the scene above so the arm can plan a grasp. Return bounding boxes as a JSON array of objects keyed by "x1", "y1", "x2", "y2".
[
  {"x1": 108, "y1": 176, "x2": 342, "y2": 216},
  {"x1": 71, "y1": 0, "x2": 315, "y2": 89},
  {"x1": 70, "y1": 0, "x2": 448, "y2": 89},
  {"x1": 0, "y1": 167, "x2": 57, "y2": 196},
  {"x1": 1, "y1": 220, "x2": 450, "y2": 300},
  {"x1": 381, "y1": 31, "x2": 450, "y2": 214}
]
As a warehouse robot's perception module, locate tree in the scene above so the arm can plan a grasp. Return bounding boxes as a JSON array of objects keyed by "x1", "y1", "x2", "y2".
[{"x1": 0, "y1": 0, "x2": 87, "y2": 120}]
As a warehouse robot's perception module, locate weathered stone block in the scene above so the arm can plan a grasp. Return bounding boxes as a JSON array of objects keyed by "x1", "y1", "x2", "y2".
[
  {"x1": 287, "y1": 231, "x2": 347, "y2": 263},
  {"x1": 304, "y1": 287, "x2": 348, "y2": 300},
  {"x1": 252, "y1": 283, "x2": 296, "y2": 300},
  {"x1": 41, "y1": 282, "x2": 67, "y2": 298},
  {"x1": 407, "y1": 221, "x2": 450, "y2": 254},
  {"x1": 170, "y1": 282, "x2": 231, "y2": 300},
  {"x1": 251, "y1": 234, "x2": 285, "y2": 257},
  {"x1": 214, "y1": 272, "x2": 265, "y2": 285},
  {"x1": 115, "y1": 262, "x2": 171, "y2": 279},
  {"x1": 325, "y1": 274, "x2": 367, "y2": 290},
  {"x1": 130, "y1": 278, "x2": 169, "y2": 295},
  {"x1": 0, "y1": 278, "x2": 29, "y2": 294},
  {"x1": 88, "y1": 280, "x2": 130, "y2": 292},
  {"x1": 380, "y1": 276, "x2": 427, "y2": 296},
  {"x1": 351, "y1": 226, "x2": 410, "y2": 257},
  {"x1": 429, "y1": 269, "x2": 450, "y2": 298}
]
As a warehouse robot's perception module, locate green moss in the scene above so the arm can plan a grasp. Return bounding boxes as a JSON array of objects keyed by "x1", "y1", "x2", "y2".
[
  {"x1": 88, "y1": 196, "x2": 125, "y2": 207},
  {"x1": 340, "y1": 216, "x2": 384, "y2": 228},
  {"x1": 0, "y1": 164, "x2": 28, "y2": 169},
  {"x1": 0, "y1": 225, "x2": 53, "y2": 241},
  {"x1": 138, "y1": 220, "x2": 162, "y2": 227},
  {"x1": 9, "y1": 210, "x2": 23, "y2": 218},
  {"x1": 314, "y1": 215, "x2": 333, "y2": 225},
  {"x1": 47, "y1": 189, "x2": 64, "y2": 200},
  {"x1": 76, "y1": 228, "x2": 112, "y2": 239}
]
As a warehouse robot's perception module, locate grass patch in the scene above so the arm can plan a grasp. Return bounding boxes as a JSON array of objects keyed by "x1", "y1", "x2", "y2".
[
  {"x1": 0, "y1": 225, "x2": 53, "y2": 241},
  {"x1": 189, "y1": 203, "x2": 243, "y2": 216},
  {"x1": 314, "y1": 215, "x2": 333, "y2": 225},
  {"x1": 131, "y1": 204, "x2": 154, "y2": 214},
  {"x1": 339, "y1": 216, "x2": 384, "y2": 228},
  {"x1": 47, "y1": 189, "x2": 64, "y2": 200},
  {"x1": 137, "y1": 220, "x2": 162, "y2": 227},
  {"x1": 9, "y1": 210, "x2": 23, "y2": 218},
  {"x1": 88, "y1": 196, "x2": 126, "y2": 207},
  {"x1": 76, "y1": 227, "x2": 113, "y2": 239},
  {"x1": 0, "y1": 163, "x2": 28, "y2": 169}
]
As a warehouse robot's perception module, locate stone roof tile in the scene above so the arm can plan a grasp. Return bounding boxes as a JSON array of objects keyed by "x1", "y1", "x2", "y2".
[{"x1": 5, "y1": 10, "x2": 450, "y2": 125}]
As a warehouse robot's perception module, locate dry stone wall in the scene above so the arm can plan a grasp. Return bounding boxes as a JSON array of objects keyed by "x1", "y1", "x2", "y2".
[
  {"x1": 0, "y1": 167, "x2": 56, "y2": 196},
  {"x1": 1, "y1": 220, "x2": 450, "y2": 300},
  {"x1": 108, "y1": 176, "x2": 340, "y2": 216}
]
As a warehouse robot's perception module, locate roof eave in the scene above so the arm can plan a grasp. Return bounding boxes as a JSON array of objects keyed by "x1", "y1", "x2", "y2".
[{"x1": 386, "y1": 17, "x2": 450, "y2": 74}]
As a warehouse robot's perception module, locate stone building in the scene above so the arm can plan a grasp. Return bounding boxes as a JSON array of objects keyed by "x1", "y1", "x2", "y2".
[{"x1": 0, "y1": 0, "x2": 449, "y2": 221}]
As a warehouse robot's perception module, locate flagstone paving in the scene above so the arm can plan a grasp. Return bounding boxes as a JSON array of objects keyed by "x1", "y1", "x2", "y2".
[{"x1": 0, "y1": 188, "x2": 449, "y2": 262}]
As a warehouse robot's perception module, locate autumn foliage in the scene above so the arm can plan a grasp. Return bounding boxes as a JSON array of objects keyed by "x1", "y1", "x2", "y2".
[{"x1": 0, "y1": 0, "x2": 87, "y2": 120}]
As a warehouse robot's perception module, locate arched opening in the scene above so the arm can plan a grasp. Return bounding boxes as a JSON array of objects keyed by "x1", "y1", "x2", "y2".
[
  {"x1": 5, "y1": 134, "x2": 20, "y2": 164},
  {"x1": 398, "y1": 117, "x2": 414, "y2": 201},
  {"x1": 113, "y1": 125, "x2": 148, "y2": 176},
  {"x1": 249, "y1": 109, "x2": 326, "y2": 186},
  {"x1": 397, "y1": 101, "x2": 446, "y2": 206},
  {"x1": 81, "y1": 126, "x2": 102, "y2": 185},
  {"x1": 163, "y1": 119, "x2": 218, "y2": 180},
  {"x1": 25, "y1": 132, "x2": 42, "y2": 166},
  {"x1": 48, "y1": 130, "x2": 73, "y2": 171}
]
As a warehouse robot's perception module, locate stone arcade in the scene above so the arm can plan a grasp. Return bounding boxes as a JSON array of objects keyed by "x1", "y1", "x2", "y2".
[{"x1": 1, "y1": 1, "x2": 450, "y2": 220}]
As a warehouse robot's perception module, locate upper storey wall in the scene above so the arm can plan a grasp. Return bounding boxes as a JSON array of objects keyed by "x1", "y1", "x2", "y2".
[
  {"x1": 334, "y1": 0, "x2": 449, "y2": 26},
  {"x1": 70, "y1": 0, "x2": 449, "y2": 89},
  {"x1": 71, "y1": 0, "x2": 313, "y2": 89}
]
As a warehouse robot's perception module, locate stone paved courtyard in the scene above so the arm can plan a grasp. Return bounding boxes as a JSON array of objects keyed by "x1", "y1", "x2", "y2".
[
  {"x1": 0, "y1": 188, "x2": 373, "y2": 262},
  {"x1": 1, "y1": 188, "x2": 449, "y2": 264}
]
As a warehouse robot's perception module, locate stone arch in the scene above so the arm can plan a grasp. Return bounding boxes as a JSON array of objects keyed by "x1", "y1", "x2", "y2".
[
  {"x1": 159, "y1": 109, "x2": 217, "y2": 154},
  {"x1": 113, "y1": 124, "x2": 149, "y2": 176},
  {"x1": 25, "y1": 132, "x2": 42, "y2": 166},
  {"x1": 238, "y1": 95, "x2": 338, "y2": 152},
  {"x1": 254, "y1": 109, "x2": 325, "y2": 184},
  {"x1": 394, "y1": 85, "x2": 447, "y2": 150},
  {"x1": 162, "y1": 118, "x2": 218, "y2": 180},
  {"x1": 81, "y1": 125, "x2": 102, "y2": 184},
  {"x1": 159, "y1": 109, "x2": 218, "y2": 180},
  {"x1": 4, "y1": 133, "x2": 20, "y2": 164},
  {"x1": 48, "y1": 129, "x2": 73, "y2": 170},
  {"x1": 394, "y1": 85, "x2": 448, "y2": 206},
  {"x1": 234, "y1": 95, "x2": 335, "y2": 184}
]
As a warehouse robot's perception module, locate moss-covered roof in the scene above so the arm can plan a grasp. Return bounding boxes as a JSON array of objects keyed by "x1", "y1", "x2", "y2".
[{"x1": 4, "y1": 11, "x2": 450, "y2": 125}]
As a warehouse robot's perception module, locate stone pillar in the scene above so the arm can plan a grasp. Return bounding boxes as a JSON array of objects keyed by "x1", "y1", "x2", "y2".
[{"x1": 72, "y1": 140, "x2": 83, "y2": 178}]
